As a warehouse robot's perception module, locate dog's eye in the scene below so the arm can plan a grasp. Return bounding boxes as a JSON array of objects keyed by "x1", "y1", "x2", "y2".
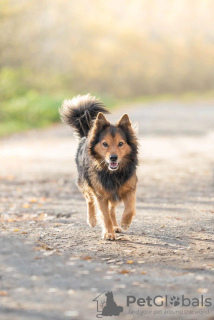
[
  {"x1": 118, "y1": 142, "x2": 124, "y2": 147},
  {"x1": 102, "y1": 142, "x2": 108, "y2": 147}
]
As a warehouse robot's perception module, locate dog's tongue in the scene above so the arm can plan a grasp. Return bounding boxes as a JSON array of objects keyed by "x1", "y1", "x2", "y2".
[{"x1": 110, "y1": 162, "x2": 118, "y2": 168}]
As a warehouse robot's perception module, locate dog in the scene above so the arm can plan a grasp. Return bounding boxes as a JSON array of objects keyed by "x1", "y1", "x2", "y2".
[
  {"x1": 60, "y1": 94, "x2": 138, "y2": 240},
  {"x1": 102, "y1": 291, "x2": 123, "y2": 316}
]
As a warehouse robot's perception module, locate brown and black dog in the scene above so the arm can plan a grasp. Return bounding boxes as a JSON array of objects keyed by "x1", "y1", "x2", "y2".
[{"x1": 60, "y1": 94, "x2": 138, "y2": 240}]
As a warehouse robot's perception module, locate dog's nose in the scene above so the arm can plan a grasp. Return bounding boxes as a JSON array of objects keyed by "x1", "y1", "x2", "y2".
[{"x1": 110, "y1": 154, "x2": 118, "y2": 162}]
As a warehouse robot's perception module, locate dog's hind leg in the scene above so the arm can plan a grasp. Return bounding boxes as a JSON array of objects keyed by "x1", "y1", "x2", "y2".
[
  {"x1": 96, "y1": 198, "x2": 115, "y2": 240},
  {"x1": 121, "y1": 189, "x2": 136, "y2": 231},
  {"x1": 110, "y1": 203, "x2": 122, "y2": 233},
  {"x1": 85, "y1": 193, "x2": 97, "y2": 228}
]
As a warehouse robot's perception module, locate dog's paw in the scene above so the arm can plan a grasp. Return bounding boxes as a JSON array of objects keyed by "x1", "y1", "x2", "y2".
[
  {"x1": 103, "y1": 232, "x2": 116, "y2": 240},
  {"x1": 121, "y1": 214, "x2": 134, "y2": 231},
  {"x1": 121, "y1": 223, "x2": 130, "y2": 231},
  {"x1": 87, "y1": 216, "x2": 97, "y2": 228},
  {"x1": 114, "y1": 226, "x2": 122, "y2": 233}
]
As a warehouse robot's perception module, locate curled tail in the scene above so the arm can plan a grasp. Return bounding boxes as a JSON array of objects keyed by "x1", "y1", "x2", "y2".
[{"x1": 59, "y1": 94, "x2": 110, "y2": 138}]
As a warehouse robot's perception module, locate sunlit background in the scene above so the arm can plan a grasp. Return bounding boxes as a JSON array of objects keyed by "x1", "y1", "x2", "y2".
[{"x1": 0, "y1": 0, "x2": 214, "y2": 136}]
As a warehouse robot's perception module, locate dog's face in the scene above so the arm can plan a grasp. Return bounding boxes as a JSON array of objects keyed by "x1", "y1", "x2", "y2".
[
  {"x1": 89, "y1": 113, "x2": 138, "y2": 171},
  {"x1": 94, "y1": 127, "x2": 131, "y2": 171}
]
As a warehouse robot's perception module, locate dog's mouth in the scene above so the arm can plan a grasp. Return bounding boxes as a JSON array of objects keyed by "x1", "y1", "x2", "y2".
[{"x1": 109, "y1": 162, "x2": 119, "y2": 170}]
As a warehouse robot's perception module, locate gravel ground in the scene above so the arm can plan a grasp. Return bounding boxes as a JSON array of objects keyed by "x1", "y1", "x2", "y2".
[{"x1": 0, "y1": 101, "x2": 214, "y2": 320}]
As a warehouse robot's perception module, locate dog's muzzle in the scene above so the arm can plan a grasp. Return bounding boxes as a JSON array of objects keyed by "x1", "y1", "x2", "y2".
[{"x1": 109, "y1": 154, "x2": 119, "y2": 170}]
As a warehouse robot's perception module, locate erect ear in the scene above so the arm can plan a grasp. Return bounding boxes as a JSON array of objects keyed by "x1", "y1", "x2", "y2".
[
  {"x1": 94, "y1": 112, "x2": 110, "y2": 129},
  {"x1": 116, "y1": 114, "x2": 131, "y2": 127}
]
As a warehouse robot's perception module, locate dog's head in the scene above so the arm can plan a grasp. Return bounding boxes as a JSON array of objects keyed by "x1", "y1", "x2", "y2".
[
  {"x1": 105, "y1": 291, "x2": 113, "y2": 299},
  {"x1": 89, "y1": 113, "x2": 138, "y2": 171}
]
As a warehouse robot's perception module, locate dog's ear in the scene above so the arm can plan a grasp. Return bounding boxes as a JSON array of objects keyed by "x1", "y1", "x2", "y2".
[
  {"x1": 88, "y1": 112, "x2": 110, "y2": 149},
  {"x1": 116, "y1": 114, "x2": 131, "y2": 128},
  {"x1": 94, "y1": 112, "x2": 110, "y2": 129}
]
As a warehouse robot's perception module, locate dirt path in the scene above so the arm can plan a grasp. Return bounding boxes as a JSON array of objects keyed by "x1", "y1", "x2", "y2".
[{"x1": 0, "y1": 101, "x2": 214, "y2": 320}]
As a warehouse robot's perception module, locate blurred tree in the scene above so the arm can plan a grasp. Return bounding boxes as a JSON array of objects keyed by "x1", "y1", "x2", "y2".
[{"x1": 0, "y1": 0, "x2": 213, "y2": 97}]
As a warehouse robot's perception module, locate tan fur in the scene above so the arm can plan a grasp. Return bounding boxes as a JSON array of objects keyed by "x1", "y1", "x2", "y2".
[
  {"x1": 79, "y1": 167, "x2": 137, "y2": 241},
  {"x1": 94, "y1": 132, "x2": 131, "y2": 167},
  {"x1": 77, "y1": 112, "x2": 138, "y2": 240},
  {"x1": 80, "y1": 176, "x2": 137, "y2": 240}
]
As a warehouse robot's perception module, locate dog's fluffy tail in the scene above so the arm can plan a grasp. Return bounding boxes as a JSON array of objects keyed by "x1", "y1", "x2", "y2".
[{"x1": 59, "y1": 94, "x2": 109, "y2": 138}]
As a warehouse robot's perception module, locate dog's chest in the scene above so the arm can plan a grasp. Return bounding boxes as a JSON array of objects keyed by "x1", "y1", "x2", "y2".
[
  {"x1": 97, "y1": 170, "x2": 129, "y2": 190},
  {"x1": 95, "y1": 170, "x2": 136, "y2": 202}
]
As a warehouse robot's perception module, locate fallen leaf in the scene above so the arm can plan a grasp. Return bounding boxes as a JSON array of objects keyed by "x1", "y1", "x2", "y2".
[
  {"x1": 36, "y1": 241, "x2": 53, "y2": 251},
  {"x1": 30, "y1": 198, "x2": 37, "y2": 203},
  {"x1": 82, "y1": 256, "x2": 92, "y2": 260},
  {"x1": 13, "y1": 229, "x2": 20, "y2": 232},
  {"x1": 141, "y1": 271, "x2": 147, "y2": 275},
  {"x1": 126, "y1": 260, "x2": 134, "y2": 264},
  {"x1": 119, "y1": 270, "x2": 129, "y2": 274},
  {"x1": 22, "y1": 204, "x2": 30, "y2": 209},
  {"x1": 0, "y1": 291, "x2": 8, "y2": 296},
  {"x1": 197, "y1": 288, "x2": 208, "y2": 294}
]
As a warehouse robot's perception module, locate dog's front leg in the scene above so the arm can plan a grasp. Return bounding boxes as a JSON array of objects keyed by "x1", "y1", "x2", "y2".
[
  {"x1": 121, "y1": 189, "x2": 136, "y2": 231},
  {"x1": 86, "y1": 199, "x2": 97, "y2": 228},
  {"x1": 110, "y1": 204, "x2": 122, "y2": 233},
  {"x1": 96, "y1": 197, "x2": 115, "y2": 240},
  {"x1": 83, "y1": 192, "x2": 97, "y2": 228}
]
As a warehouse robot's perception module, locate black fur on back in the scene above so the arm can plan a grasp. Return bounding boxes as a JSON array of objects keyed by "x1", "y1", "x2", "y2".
[
  {"x1": 75, "y1": 137, "x2": 92, "y2": 188},
  {"x1": 59, "y1": 94, "x2": 109, "y2": 138}
]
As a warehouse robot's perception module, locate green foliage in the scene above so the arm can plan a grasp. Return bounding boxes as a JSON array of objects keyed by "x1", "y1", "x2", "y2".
[
  {"x1": 0, "y1": 67, "x2": 213, "y2": 137},
  {"x1": 1, "y1": 1, "x2": 214, "y2": 99},
  {"x1": 0, "y1": 68, "x2": 65, "y2": 136},
  {"x1": 0, "y1": 1, "x2": 214, "y2": 137},
  {"x1": 0, "y1": 68, "x2": 119, "y2": 136},
  {"x1": 0, "y1": 93, "x2": 63, "y2": 136}
]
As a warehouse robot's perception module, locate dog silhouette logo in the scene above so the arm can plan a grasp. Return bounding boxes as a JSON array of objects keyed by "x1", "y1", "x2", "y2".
[{"x1": 93, "y1": 291, "x2": 123, "y2": 318}]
